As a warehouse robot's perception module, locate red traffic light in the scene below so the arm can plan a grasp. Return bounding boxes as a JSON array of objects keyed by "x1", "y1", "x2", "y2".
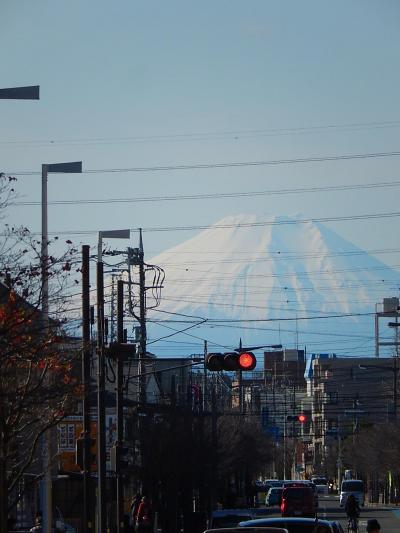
[
  {"x1": 205, "y1": 351, "x2": 257, "y2": 371},
  {"x1": 238, "y1": 352, "x2": 257, "y2": 371},
  {"x1": 286, "y1": 414, "x2": 307, "y2": 422}
]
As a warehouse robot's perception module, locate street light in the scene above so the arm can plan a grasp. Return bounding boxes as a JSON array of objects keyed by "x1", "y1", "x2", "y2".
[
  {"x1": 97, "y1": 229, "x2": 131, "y2": 262},
  {"x1": 358, "y1": 362, "x2": 399, "y2": 422},
  {"x1": 96, "y1": 228, "x2": 130, "y2": 533},
  {"x1": 0, "y1": 85, "x2": 40, "y2": 99},
  {"x1": 41, "y1": 161, "x2": 82, "y2": 533}
]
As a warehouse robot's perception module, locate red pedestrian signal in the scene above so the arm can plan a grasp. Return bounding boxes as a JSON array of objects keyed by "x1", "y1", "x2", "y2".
[
  {"x1": 205, "y1": 351, "x2": 257, "y2": 371},
  {"x1": 298, "y1": 414, "x2": 307, "y2": 423}
]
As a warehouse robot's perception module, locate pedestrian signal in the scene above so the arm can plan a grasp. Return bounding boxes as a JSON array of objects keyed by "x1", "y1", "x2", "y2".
[{"x1": 205, "y1": 352, "x2": 257, "y2": 371}]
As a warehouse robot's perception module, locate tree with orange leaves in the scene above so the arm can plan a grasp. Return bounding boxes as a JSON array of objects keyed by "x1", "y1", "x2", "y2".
[{"x1": 0, "y1": 173, "x2": 80, "y2": 533}]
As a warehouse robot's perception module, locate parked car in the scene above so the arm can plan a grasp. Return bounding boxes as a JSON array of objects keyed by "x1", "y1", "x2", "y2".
[
  {"x1": 239, "y1": 517, "x2": 345, "y2": 533},
  {"x1": 265, "y1": 487, "x2": 283, "y2": 507},
  {"x1": 280, "y1": 486, "x2": 316, "y2": 518}
]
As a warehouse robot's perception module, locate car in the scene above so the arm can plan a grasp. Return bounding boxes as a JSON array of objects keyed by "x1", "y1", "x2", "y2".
[
  {"x1": 280, "y1": 486, "x2": 316, "y2": 518},
  {"x1": 339, "y1": 479, "x2": 364, "y2": 507},
  {"x1": 312, "y1": 477, "x2": 329, "y2": 495},
  {"x1": 209, "y1": 510, "x2": 255, "y2": 529},
  {"x1": 282, "y1": 481, "x2": 319, "y2": 509},
  {"x1": 265, "y1": 487, "x2": 283, "y2": 507},
  {"x1": 238, "y1": 517, "x2": 345, "y2": 533},
  {"x1": 206, "y1": 528, "x2": 288, "y2": 533}
]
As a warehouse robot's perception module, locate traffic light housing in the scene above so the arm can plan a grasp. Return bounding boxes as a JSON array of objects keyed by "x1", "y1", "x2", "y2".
[
  {"x1": 75, "y1": 436, "x2": 96, "y2": 470},
  {"x1": 205, "y1": 352, "x2": 257, "y2": 371},
  {"x1": 286, "y1": 414, "x2": 307, "y2": 423},
  {"x1": 110, "y1": 443, "x2": 131, "y2": 471}
]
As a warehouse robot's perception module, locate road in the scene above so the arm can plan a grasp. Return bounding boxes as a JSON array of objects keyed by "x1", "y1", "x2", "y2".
[
  {"x1": 262, "y1": 494, "x2": 400, "y2": 532},
  {"x1": 318, "y1": 494, "x2": 400, "y2": 532}
]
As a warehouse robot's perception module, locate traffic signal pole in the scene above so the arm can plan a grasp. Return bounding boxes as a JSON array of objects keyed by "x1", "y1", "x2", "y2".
[
  {"x1": 82, "y1": 246, "x2": 93, "y2": 533},
  {"x1": 116, "y1": 280, "x2": 125, "y2": 533}
]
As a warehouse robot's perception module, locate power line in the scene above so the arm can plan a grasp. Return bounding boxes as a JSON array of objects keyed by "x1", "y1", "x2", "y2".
[
  {"x1": 151, "y1": 247, "x2": 400, "y2": 266},
  {"x1": 12, "y1": 179, "x2": 400, "y2": 207},
  {"x1": 165, "y1": 263, "x2": 400, "y2": 284},
  {"x1": 9, "y1": 210, "x2": 400, "y2": 237},
  {"x1": 7, "y1": 149, "x2": 400, "y2": 176},
  {"x1": 2, "y1": 118, "x2": 400, "y2": 146}
]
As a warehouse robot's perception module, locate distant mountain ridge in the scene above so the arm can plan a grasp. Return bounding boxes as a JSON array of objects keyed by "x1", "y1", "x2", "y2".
[{"x1": 146, "y1": 214, "x2": 400, "y2": 357}]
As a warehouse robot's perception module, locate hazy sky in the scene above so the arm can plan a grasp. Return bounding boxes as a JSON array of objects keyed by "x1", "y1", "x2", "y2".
[
  {"x1": 1, "y1": 1, "x2": 400, "y2": 252},
  {"x1": 2, "y1": 1, "x2": 400, "y2": 339}
]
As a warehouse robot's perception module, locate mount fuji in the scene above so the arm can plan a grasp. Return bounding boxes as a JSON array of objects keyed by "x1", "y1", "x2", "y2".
[{"x1": 146, "y1": 214, "x2": 400, "y2": 357}]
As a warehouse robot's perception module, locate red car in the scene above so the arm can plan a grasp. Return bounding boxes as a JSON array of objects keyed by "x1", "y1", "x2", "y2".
[{"x1": 280, "y1": 486, "x2": 316, "y2": 518}]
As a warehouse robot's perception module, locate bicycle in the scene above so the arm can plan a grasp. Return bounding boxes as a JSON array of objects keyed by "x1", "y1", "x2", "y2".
[{"x1": 347, "y1": 515, "x2": 359, "y2": 533}]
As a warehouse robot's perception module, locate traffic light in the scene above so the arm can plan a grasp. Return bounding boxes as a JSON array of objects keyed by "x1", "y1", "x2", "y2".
[
  {"x1": 205, "y1": 352, "x2": 257, "y2": 371},
  {"x1": 75, "y1": 435, "x2": 96, "y2": 470},
  {"x1": 286, "y1": 414, "x2": 307, "y2": 423},
  {"x1": 75, "y1": 437, "x2": 84, "y2": 469},
  {"x1": 110, "y1": 443, "x2": 131, "y2": 471}
]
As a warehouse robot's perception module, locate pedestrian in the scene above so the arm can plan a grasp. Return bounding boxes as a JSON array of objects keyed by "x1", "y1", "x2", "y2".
[
  {"x1": 136, "y1": 496, "x2": 153, "y2": 533},
  {"x1": 366, "y1": 519, "x2": 381, "y2": 532},
  {"x1": 130, "y1": 493, "x2": 142, "y2": 532},
  {"x1": 29, "y1": 512, "x2": 42, "y2": 533}
]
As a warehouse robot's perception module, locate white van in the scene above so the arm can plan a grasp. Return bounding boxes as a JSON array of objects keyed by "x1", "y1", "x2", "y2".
[{"x1": 339, "y1": 479, "x2": 364, "y2": 507}]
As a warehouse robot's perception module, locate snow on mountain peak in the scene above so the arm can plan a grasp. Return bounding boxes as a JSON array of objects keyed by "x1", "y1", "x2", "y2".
[{"x1": 146, "y1": 214, "x2": 399, "y2": 355}]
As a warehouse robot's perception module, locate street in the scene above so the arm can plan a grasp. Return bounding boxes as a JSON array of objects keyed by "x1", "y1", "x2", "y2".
[{"x1": 263, "y1": 495, "x2": 400, "y2": 532}]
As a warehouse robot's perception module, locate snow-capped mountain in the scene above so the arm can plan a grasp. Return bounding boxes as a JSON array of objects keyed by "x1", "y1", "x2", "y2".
[{"x1": 146, "y1": 214, "x2": 400, "y2": 357}]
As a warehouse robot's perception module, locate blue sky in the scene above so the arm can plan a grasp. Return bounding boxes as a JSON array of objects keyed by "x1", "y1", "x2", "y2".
[{"x1": 1, "y1": 0, "x2": 400, "y2": 265}]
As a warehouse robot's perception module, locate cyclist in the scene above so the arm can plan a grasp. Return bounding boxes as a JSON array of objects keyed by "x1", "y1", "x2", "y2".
[{"x1": 345, "y1": 494, "x2": 360, "y2": 531}]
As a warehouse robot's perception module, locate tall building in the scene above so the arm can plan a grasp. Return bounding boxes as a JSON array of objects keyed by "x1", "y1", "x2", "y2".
[{"x1": 309, "y1": 356, "x2": 398, "y2": 476}]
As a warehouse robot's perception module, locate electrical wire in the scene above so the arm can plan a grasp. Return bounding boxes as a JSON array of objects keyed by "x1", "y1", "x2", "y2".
[
  {"x1": 9, "y1": 210, "x2": 400, "y2": 237},
  {"x1": 7, "y1": 149, "x2": 400, "y2": 176},
  {"x1": 2, "y1": 118, "x2": 400, "y2": 146},
  {"x1": 11, "y1": 179, "x2": 400, "y2": 207}
]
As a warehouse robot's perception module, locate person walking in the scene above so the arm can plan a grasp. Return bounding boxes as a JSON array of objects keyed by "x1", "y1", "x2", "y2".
[
  {"x1": 136, "y1": 496, "x2": 153, "y2": 533},
  {"x1": 366, "y1": 519, "x2": 381, "y2": 532},
  {"x1": 130, "y1": 493, "x2": 142, "y2": 532}
]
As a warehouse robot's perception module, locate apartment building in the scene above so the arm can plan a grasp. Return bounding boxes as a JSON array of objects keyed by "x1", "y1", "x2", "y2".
[{"x1": 309, "y1": 355, "x2": 398, "y2": 473}]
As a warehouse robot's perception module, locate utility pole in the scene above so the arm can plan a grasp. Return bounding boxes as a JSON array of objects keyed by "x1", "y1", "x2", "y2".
[
  {"x1": 137, "y1": 230, "x2": 147, "y2": 494},
  {"x1": 110, "y1": 275, "x2": 116, "y2": 343},
  {"x1": 116, "y1": 280, "x2": 125, "y2": 533},
  {"x1": 211, "y1": 375, "x2": 218, "y2": 510},
  {"x1": 283, "y1": 387, "x2": 287, "y2": 480},
  {"x1": 97, "y1": 260, "x2": 107, "y2": 533},
  {"x1": 337, "y1": 418, "x2": 342, "y2": 491},
  {"x1": 238, "y1": 338, "x2": 243, "y2": 414},
  {"x1": 82, "y1": 246, "x2": 93, "y2": 533},
  {"x1": 394, "y1": 356, "x2": 397, "y2": 423},
  {"x1": 138, "y1": 229, "x2": 147, "y2": 405},
  {"x1": 203, "y1": 341, "x2": 208, "y2": 412}
]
